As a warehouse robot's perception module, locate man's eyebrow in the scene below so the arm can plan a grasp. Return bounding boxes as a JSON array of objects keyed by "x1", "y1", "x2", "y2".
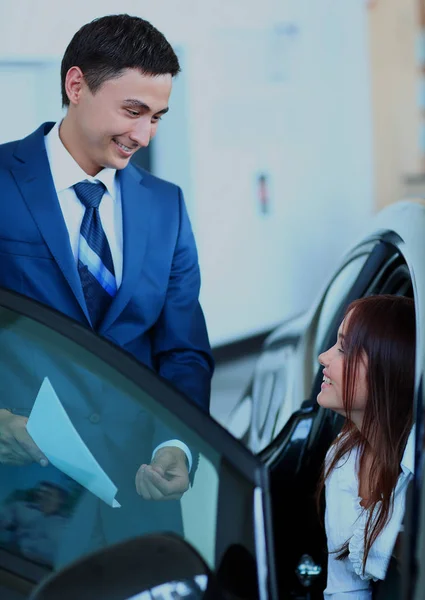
[{"x1": 123, "y1": 99, "x2": 169, "y2": 115}]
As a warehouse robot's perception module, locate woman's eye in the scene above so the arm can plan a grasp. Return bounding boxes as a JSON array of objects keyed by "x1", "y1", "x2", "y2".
[{"x1": 338, "y1": 347, "x2": 344, "y2": 354}]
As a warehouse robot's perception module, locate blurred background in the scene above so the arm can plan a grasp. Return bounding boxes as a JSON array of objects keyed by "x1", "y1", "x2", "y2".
[{"x1": 0, "y1": 0, "x2": 424, "y2": 420}]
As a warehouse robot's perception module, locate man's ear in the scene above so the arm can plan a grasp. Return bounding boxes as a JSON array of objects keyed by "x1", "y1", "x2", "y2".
[{"x1": 64, "y1": 66, "x2": 85, "y2": 106}]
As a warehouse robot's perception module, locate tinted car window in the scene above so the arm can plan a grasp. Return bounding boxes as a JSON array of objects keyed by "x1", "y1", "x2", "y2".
[
  {"x1": 313, "y1": 251, "x2": 370, "y2": 365},
  {"x1": 0, "y1": 299, "x2": 266, "y2": 598},
  {"x1": 241, "y1": 251, "x2": 370, "y2": 454}
]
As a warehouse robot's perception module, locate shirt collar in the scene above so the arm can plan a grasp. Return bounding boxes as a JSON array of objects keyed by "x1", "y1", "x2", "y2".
[
  {"x1": 44, "y1": 121, "x2": 117, "y2": 199},
  {"x1": 401, "y1": 426, "x2": 415, "y2": 476}
]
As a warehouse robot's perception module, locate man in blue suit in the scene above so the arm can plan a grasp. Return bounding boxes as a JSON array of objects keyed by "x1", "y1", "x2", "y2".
[{"x1": 0, "y1": 14, "x2": 213, "y2": 506}]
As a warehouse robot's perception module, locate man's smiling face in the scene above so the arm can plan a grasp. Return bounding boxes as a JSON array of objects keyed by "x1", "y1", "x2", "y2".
[{"x1": 65, "y1": 67, "x2": 172, "y2": 175}]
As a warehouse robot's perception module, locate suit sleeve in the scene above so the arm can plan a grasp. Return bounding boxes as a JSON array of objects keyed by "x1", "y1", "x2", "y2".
[{"x1": 151, "y1": 187, "x2": 214, "y2": 414}]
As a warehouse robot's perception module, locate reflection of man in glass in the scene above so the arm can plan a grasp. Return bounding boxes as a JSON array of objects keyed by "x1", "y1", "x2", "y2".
[{"x1": 0, "y1": 482, "x2": 68, "y2": 565}]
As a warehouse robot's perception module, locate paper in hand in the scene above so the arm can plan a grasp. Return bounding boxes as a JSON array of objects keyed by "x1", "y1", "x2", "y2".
[{"x1": 27, "y1": 377, "x2": 121, "y2": 508}]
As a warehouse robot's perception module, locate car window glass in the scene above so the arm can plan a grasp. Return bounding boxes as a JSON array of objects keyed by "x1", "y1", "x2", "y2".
[
  {"x1": 313, "y1": 252, "x2": 369, "y2": 364},
  {"x1": 0, "y1": 305, "x2": 258, "y2": 596},
  {"x1": 248, "y1": 342, "x2": 300, "y2": 453},
  {"x1": 248, "y1": 253, "x2": 370, "y2": 453}
]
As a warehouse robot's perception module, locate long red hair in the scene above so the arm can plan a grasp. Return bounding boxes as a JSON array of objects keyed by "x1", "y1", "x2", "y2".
[{"x1": 318, "y1": 295, "x2": 416, "y2": 571}]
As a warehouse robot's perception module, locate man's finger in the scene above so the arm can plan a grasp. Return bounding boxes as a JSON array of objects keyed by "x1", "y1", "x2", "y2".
[
  {"x1": 145, "y1": 475, "x2": 184, "y2": 501},
  {"x1": 149, "y1": 463, "x2": 166, "y2": 478},
  {"x1": 135, "y1": 471, "x2": 151, "y2": 499},
  {"x1": 145, "y1": 467, "x2": 176, "y2": 496},
  {"x1": 0, "y1": 450, "x2": 33, "y2": 466},
  {"x1": 0, "y1": 438, "x2": 34, "y2": 465},
  {"x1": 135, "y1": 466, "x2": 158, "y2": 499},
  {"x1": 136, "y1": 481, "x2": 152, "y2": 500},
  {"x1": 0, "y1": 413, "x2": 47, "y2": 466},
  {"x1": 15, "y1": 429, "x2": 48, "y2": 466},
  {"x1": 142, "y1": 470, "x2": 165, "y2": 500},
  {"x1": 147, "y1": 466, "x2": 188, "y2": 497}
]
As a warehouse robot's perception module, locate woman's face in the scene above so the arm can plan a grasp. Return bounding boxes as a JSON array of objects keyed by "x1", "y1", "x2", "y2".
[{"x1": 317, "y1": 312, "x2": 368, "y2": 428}]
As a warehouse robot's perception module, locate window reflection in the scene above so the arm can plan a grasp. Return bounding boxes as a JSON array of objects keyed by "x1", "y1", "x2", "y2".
[
  {"x1": 0, "y1": 308, "x2": 219, "y2": 579},
  {"x1": 127, "y1": 574, "x2": 208, "y2": 599},
  {"x1": 0, "y1": 478, "x2": 81, "y2": 566}
]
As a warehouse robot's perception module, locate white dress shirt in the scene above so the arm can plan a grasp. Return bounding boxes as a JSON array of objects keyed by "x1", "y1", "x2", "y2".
[
  {"x1": 44, "y1": 121, "x2": 123, "y2": 287},
  {"x1": 324, "y1": 428, "x2": 415, "y2": 599},
  {"x1": 43, "y1": 122, "x2": 192, "y2": 472}
]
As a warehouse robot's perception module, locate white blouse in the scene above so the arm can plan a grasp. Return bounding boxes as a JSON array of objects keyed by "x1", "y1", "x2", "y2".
[{"x1": 324, "y1": 428, "x2": 415, "y2": 599}]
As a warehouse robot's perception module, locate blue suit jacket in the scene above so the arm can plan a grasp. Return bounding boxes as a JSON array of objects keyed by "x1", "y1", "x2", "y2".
[
  {"x1": 0, "y1": 122, "x2": 213, "y2": 412},
  {"x1": 0, "y1": 123, "x2": 213, "y2": 564}
]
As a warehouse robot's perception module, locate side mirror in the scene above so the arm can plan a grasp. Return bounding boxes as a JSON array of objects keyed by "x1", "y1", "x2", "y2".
[{"x1": 30, "y1": 533, "x2": 223, "y2": 600}]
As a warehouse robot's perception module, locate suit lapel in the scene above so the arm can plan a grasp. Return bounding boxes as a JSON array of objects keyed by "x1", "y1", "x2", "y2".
[
  {"x1": 11, "y1": 123, "x2": 91, "y2": 323},
  {"x1": 99, "y1": 164, "x2": 154, "y2": 333}
]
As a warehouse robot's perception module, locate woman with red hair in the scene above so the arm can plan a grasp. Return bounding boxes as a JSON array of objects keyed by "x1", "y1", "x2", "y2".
[{"x1": 317, "y1": 295, "x2": 416, "y2": 598}]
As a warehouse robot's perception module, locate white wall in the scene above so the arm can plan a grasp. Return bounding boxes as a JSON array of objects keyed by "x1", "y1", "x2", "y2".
[
  {"x1": 0, "y1": 0, "x2": 374, "y2": 346},
  {"x1": 368, "y1": 0, "x2": 421, "y2": 209},
  {"x1": 187, "y1": 0, "x2": 374, "y2": 344}
]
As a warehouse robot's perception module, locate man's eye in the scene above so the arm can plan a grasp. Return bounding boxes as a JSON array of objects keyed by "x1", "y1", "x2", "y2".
[
  {"x1": 152, "y1": 116, "x2": 162, "y2": 123},
  {"x1": 126, "y1": 109, "x2": 139, "y2": 117}
]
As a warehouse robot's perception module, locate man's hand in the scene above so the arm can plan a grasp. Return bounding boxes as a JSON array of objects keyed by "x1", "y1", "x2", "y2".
[
  {"x1": 0, "y1": 409, "x2": 48, "y2": 467},
  {"x1": 135, "y1": 446, "x2": 189, "y2": 501}
]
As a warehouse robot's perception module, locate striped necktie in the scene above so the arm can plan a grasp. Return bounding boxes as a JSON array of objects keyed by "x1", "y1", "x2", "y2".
[{"x1": 74, "y1": 181, "x2": 117, "y2": 328}]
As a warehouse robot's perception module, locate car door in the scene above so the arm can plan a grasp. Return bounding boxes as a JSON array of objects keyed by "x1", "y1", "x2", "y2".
[
  {"x1": 0, "y1": 288, "x2": 277, "y2": 600},
  {"x1": 261, "y1": 236, "x2": 424, "y2": 599}
]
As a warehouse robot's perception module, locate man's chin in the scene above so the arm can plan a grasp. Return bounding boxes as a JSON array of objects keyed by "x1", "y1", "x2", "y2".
[
  {"x1": 103, "y1": 155, "x2": 132, "y2": 171},
  {"x1": 114, "y1": 159, "x2": 131, "y2": 170}
]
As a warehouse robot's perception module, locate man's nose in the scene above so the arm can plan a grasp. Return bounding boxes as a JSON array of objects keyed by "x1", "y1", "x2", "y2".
[{"x1": 129, "y1": 120, "x2": 151, "y2": 148}]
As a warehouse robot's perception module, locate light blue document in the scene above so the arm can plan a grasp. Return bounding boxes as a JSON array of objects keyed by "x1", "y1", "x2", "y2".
[{"x1": 27, "y1": 377, "x2": 121, "y2": 508}]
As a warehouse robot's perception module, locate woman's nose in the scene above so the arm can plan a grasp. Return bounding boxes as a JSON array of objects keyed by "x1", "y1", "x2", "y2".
[{"x1": 318, "y1": 351, "x2": 327, "y2": 367}]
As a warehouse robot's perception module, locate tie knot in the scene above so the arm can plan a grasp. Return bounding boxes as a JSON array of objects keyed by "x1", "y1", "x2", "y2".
[{"x1": 74, "y1": 181, "x2": 106, "y2": 209}]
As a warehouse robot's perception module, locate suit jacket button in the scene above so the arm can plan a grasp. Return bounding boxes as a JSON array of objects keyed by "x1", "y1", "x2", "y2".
[{"x1": 89, "y1": 413, "x2": 100, "y2": 424}]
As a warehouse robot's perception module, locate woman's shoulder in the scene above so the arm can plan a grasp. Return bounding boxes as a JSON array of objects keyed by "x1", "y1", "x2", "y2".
[
  {"x1": 325, "y1": 435, "x2": 358, "y2": 470},
  {"x1": 325, "y1": 438, "x2": 360, "y2": 502}
]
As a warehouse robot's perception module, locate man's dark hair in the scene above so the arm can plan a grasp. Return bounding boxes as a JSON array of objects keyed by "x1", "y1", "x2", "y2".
[{"x1": 61, "y1": 14, "x2": 180, "y2": 106}]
